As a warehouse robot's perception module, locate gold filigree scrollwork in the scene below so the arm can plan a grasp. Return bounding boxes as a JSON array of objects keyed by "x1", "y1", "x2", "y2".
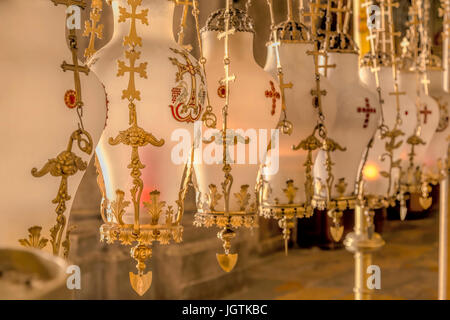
[
  {"x1": 83, "y1": 0, "x2": 104, "y2": 59},
  {"x1": 322, "y1": 136, "x2": 347, "y2": 200},
  {"x1": 207, "y1": 184, "x2": 222, "y2": 212},
  {"x1": 19, "y1": 226, "x2": 49, "y2": 250},
  {"x1": 22, "y1": 126, "x2": 93, "y2": 256},
  {"x1": 283, "y1": 180, "x2": 298, "y2": 204},
  {"x1": 234, "y1": 185, "x2": 251, "y2": 211},
  {"x1": 111, "y1": 189, "x2": 129, "y2": 225},
  {"x1": 292, "y1": 128, "x2": 322, "y2": 208},
  {"x1": 168, "y1": 47, "x2": 205, "y2": 123},
  {"x1": 29, "y1": 129, "x2": 92, "y2": 256},
  {"x1": 379, "y1": 128, "x2": 404, "y2": 195},
  {"x1": 144, "y1": 191, "x2": 166, "y2": 225},
  {"x1": 434, "y1": 96, "x2": 449, "y2": 133}
]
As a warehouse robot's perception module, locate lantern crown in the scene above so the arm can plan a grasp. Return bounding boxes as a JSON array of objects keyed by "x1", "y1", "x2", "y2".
[
  {"x1": 269, "y1": 19, "x2": 311, "y2": 43},
  {"x1": 201, "y1": 7, "x2": 255, "y2": 34}
]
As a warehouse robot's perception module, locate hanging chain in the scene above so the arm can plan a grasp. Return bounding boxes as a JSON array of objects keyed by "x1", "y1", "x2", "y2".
[
  {"x1": 266, "y1": 0, "x2": 294, "y2": 134},
  {"x1": 245, "y1": 0, "x2": 252, "y2": 12},
  {"x1": 191, "y1": 0, "x2": 217, "y2": 128}
]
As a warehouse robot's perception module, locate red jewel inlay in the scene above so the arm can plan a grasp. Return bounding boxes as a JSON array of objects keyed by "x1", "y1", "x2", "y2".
[
  {"x1": 217, "y1": 85, "x2": 226, "y2": 98},
  {"x1": 357, "y1": 98, "x2": 376, "y2": 128},
  {"x1": 64, "y1": 90, "x2": 77, "y2": 109},
  {"x1": 265, "y1": 81, "x2": 280, "y2": 116}
]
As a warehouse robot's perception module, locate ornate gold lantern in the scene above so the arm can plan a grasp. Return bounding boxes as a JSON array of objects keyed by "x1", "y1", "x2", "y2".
[
  {"x1": 258, "y1": 0, "x2": 340, "y2": 252},
  {"x1": 359, "y1": 0, "x2": 416, "y2": 219},
  {"x1": 0, "y1": 0, "x2": 106, "y2": 257},
  {"x1": 313, "y1": 0, "x2": 381, "y2": 242},
  {"x1": 91, "y1": 0, "x2": 205, "y2": 295},
  {"x1": 193, "y1": 1, "x2": 281, "y2": 272}
]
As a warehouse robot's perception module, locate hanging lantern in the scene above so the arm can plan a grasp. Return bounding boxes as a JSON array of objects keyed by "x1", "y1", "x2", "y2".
[
  {"x1": 422, "y1": 0, "x2": 450, "y2": 181},
  {"x1": 91, "y1": 0, "x2": 205, "y2": 295},
  {"x1": 312, "y1": 0, "x2": 380, "y2": 242},
  {"x1": 259, "y1": 0, "x2": 339, "y2": 251},
  {"x1": 192, "y1": 2, "x2": 281, "y2": 272},
  {"x1": 397, "y1": 0, "x2": 439, "y2": 210},
  {"x1": 359, "y1": 0, "x2": 417, "y2": 216},
  {"x1": 0, "y1": 1, "x2": 106, "y2": 255}
]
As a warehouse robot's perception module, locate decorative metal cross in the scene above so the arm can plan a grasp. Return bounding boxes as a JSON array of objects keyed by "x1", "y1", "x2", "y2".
[
  {"x1": 117, "y1": 50, "x2": 148, "y2": 101},
  {"x1": 389, "y1": 85, "x2": 406, "y2": 110},
  {"x1": 303, "y1": 0, "x2": 326, "y2": 37},
  {"x1": 218, "y1": 27, "x2": 236, "y2": 41},
  {"x1": 381, "y1": 0, "x2": 401, "y2": 55},
  {"x1": 61, "y1": 35, "x2": 90, "y2": 107},
  {"x1": 277, "y1": 72, "x2": 293, "y2": 112},
  {"x1": 308, "y1": 49, "x2": 331, "y2": 112},
  {"x1": 265, "y1": 81, "x2": 281, "y2": 115},
  {"x1": 119, "y1": 0, "x2": 149, "y2": 48},
  {"x1": 83, "y1": 0, "x2": 103, "y2": 59},
  {"x1": 421, "y1": 74, "x2": 430, "y2": 96},
  {"x1": 331, "y1": 0, "x2": 349, "y2": 33},
  {"x1": 420, "y1": 105, "x2": 432, "y2": 124},
  {"x1": 318, "y1": 52, "x2": 337, "y2": 77},
  {"x1": 357, "y1": 98, "x2": 377, "y2": 128},
  {"x1": 51, "y1": 0, "x2": 86, "y2": 9}
]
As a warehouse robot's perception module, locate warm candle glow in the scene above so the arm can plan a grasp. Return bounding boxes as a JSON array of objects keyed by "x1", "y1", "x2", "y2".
[{"x1": 363, "y1": 163, "x2": 380, "y2": 181}]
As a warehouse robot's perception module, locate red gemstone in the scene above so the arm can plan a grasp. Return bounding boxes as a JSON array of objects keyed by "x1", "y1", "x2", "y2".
[{"x1": 64, "y1": 90, "x2": 77, "y2": 109}]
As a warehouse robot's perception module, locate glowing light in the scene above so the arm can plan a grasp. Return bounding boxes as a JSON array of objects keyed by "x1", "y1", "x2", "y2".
[{"x1": 363, "y1": 163, "x2": 380, "y2": 181}]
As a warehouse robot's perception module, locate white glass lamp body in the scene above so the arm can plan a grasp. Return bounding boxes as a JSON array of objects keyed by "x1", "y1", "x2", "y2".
[
  {"x1": 262, "y1": 43, "x2": 337, "y2": 206},
  {"x1": 193, "y1": 30, "x2": 282, "y2": 213},
  {"x1": 423, "y1": 70, "x2": 450, "y2": 173},
  {"x1": 399, "y1": 71, "x2": 439, "y2": 170},
  {"x1": 313, "y1": 53, "x2": 380, "y2": 199},
  {"x1": 92, "y1": 0, "x2": 203, "y2": 223},
  {"x1": 359, "y1": 66, "x2": 417, "y2": 197},
  {"x1": 0, "y1": 0, "x2": 106, "y2": 249}
]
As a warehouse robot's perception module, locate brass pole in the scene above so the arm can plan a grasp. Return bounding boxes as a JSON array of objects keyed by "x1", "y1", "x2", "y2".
[
  {"x1": 344, "y1": 203, "x2": 385, "y2": 300},
  {"x1": 439, "y1": 173, "x2": 450, "y2": 299}
]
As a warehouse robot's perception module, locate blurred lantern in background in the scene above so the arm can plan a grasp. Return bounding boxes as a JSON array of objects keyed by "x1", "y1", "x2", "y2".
[
  {"x1": 313, "y1": 0, "x2": 380, "y2": 242},
  {"x1": 259, "y1": 0, "x2": 339, "y2": 250},
  {"x1": 397, "y1": 0, "x2": 439, "y2": 211},
  {"x1": 359, "y1": 0, "x2": 416, "y2": 215},
  {"x1": 421, "y1": 0, "x2": 450, "y2": 189}
]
